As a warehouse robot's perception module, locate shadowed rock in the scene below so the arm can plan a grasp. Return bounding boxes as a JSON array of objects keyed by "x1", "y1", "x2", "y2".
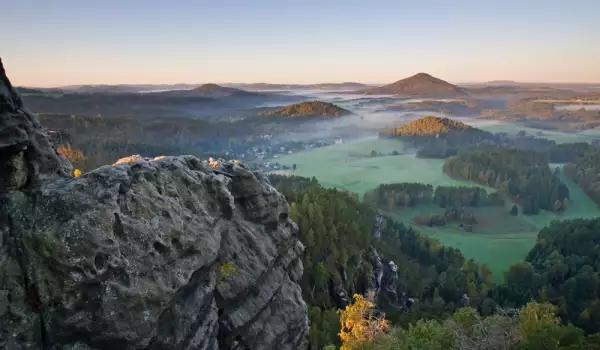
[
  {"x1": 0, "y1": 58, "x2": 308, "y2": 349},
  {"x1": 0, "y1": 58, "x2": 72, "y2": 194}
]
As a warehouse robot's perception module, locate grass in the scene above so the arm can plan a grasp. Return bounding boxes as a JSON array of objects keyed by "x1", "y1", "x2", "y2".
[
  {"x1": 386, "y1": 204, "x2": 538, "y2": 281},
  {"x1": 275, "y1": 139, "x2": 600, "y2": 282},
  {"x1": 276, "y1": 138, "x2": 489, "y2": 197}
]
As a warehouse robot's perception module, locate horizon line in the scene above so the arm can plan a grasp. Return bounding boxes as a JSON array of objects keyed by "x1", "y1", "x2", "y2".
[{"x1": 17, "y1": 79, "x2": 600, "y2": 89}]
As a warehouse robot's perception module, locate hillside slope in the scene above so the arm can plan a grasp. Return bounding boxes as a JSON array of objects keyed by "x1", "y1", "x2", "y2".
[
  {"x1": 191, "y1": 83, "x2": 259, "y2": 97},
  {"x1": 382, "y1": 116, "x2": 474, "y2": 136},
  {"x1": 358, "y1": 72, "x2": 468, "y2": 97},
  {"x1": 260, "y1": 100, "x2": 352, "y2": 117},
  {"x1": 380, "y1": 116, "x2": 498, "y2": 158}
]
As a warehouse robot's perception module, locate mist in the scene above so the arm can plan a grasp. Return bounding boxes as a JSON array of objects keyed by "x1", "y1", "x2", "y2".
[{"x1": 262, "y1": 89, "x2": 481, "y2": 146}]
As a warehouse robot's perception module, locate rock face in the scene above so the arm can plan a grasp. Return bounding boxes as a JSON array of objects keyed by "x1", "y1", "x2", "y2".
[
  {"x1": 370, "y1": 247, "x2": 384, "y2": 294},
  {"x1": 0, "y1": 58, "x2": 72, "y2": 194},
  {"x1": 369, "y1": 214, "x2": 399, "y2": 305},
  {"x1": 0, "y1": 58, "x2": 308, "y2": 349}
]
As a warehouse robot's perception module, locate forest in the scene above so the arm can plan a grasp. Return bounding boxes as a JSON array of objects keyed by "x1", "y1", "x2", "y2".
[
  {"x1": 344, "y1": 300, "x2": 600, "y2": 349},
  {"x1": 268, "y1": 175, "x2": 600, "y2": 349},
  {"x1": 494, "y1": 218, "x2": 600, "y2": 335},
  {"x1": 547, "y1": 142, "x2": 596, "y2": 163},
  {"x1": 380, "y1": 116, "x2": 474, "y2": 136},
  {"x1": 260, "y1": 100, "x2": 352, "y2": 117},
  {"x1": 564, "y1": 150, "x2": 600, "y2": 205},
  {"x1": 363, "y1": 183, "x2": 504, "y2": 211},
  {"x1": 379, "y1": 116, "x2": 497, "y2": 159},
  {"x1": 268, "y1": 175, "x2": 495, "y2": 349},
  {"x1": 35, "y1": 113, "x2": 290, "y2": 172},
  {"x1": 362, "y1": 183, "x2": 434, "y2": 209},
  {"x1": 443, "y1": 147, "x2": 569, "y2": 215}
]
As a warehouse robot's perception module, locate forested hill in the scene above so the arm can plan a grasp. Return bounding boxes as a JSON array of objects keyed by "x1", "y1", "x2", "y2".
[
  {"x1": 443, "y1": 147, "x2": 569, "y2": 214},
  {"x1": 191, "y1": 83, "x2": 258, "y2": 97},
  {"x1": 379, "y1": 116, "x2": 498, "y2": 158},
  {"x1": 381, "y1": 116, "x2": 477, "y2": 136},
  {"x1": 357, "y1": 72, "x2": 468, "y2": 96},
  {"x1": 260, "y1": 100, "x2": 352, "y2": 117}
]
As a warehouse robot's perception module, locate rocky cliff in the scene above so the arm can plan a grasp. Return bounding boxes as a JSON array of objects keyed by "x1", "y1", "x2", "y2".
[{"x1": 0, "y1": 58, "x2": 308, "y2": 350}]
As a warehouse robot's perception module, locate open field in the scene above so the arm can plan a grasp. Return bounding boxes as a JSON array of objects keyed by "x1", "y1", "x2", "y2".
[
  {"x1": 275, "y1": 138, "x2": 490, "y2": 196},
  {"x1": 275, "y1": 139, "x2": 600, "y2": 282}
]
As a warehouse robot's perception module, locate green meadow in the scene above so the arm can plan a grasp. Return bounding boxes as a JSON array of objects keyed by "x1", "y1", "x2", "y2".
[{"x1": 276, "y1": 138, "x2": 600, "y2": 281}]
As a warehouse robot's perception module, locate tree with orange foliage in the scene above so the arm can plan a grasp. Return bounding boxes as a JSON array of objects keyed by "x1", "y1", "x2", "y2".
[
  {"x1": 57, "y1": 144, "x2": 86, "y2": 165},
  {"x1": 339, "y1": 292, "x2": 390, "y2": 349},
  {"x1": 57, "y1": 144, "x2": 86, "y2": 176}
]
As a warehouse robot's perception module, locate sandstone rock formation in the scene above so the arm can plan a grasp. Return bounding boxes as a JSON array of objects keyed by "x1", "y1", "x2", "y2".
[
  {"x1": 370, "y1": 215, "x2": 399, "y2": 306},
  {"x1": 0, "y1": 59, "x2": 72, "y2": 193},
  {"x1": 0, "y1": 58, "x2": 308, "y2": 349}
]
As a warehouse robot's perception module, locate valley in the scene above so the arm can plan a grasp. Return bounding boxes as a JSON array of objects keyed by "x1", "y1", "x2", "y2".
[
  {"x1": 274, "y1": 138, "x2": 600, "y2": 280},
  {"x1": 22, "y1": 70, "x2": 600, "y2": 280}
]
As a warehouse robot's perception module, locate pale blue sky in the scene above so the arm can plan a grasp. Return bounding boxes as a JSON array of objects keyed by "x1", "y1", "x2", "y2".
[{"x1": 2, "y1": 0, "x2": 599, "y2": 86}]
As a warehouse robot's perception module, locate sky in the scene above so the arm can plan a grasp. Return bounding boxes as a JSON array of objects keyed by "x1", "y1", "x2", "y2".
[{"x1": 2, "y1": 0, "x2": 600, "y2": 87}]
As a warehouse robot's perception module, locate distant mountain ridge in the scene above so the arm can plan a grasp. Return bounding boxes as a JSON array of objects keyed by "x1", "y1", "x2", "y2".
[
  {"x1": 227, "y1": 82, "x2": 372, "y2": 91},
  {"x1": 260, "y1": 100, "x2": 352, "y2": 117},
  {"x1": 357, "y1": 73, "x2": 468, "y2": 97},
  {"x1": 191, "y1": 83, "x2": 257, "y2": 97},
  {"x1": 55, "y1": 84, "x2": 198, "y2": 93}
]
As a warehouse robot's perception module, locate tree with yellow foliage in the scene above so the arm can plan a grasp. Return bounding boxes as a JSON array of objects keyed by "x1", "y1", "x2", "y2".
[
  {"x1": 339, "y1": 293, "x2": 389, "y2": 350},
  {"x1": 57, "y1": 144, "x2": 85, "y2": 163},
  {"x1": 57, "y1": 144, "x2": 87, "y2": 172}
]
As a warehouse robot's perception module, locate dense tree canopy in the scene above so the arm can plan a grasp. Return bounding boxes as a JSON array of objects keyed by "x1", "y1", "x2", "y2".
[
  {"x1": 351, "y1": 302, "x2": 600, "y2": 349},
  {"x1": 498, "y1": 218, "x2": 600, "y2": 334},
  {"x1": 380, "y1": 117, "x2": 495, "y2": 159},
  {"x1": 269, "y1": 175, "x2": 496, "y2": 349},
  {"x1": 381, "y1": 116, "x2": 474, "y2": 136},
  {"x1": 269, "y1": 172, "x2": 600, "y2": 348},
  {"x1": 564, "y1": 151, "x2": 600, "y2": 205},
  {"x1": 261, "y1": 100, "x2": 352, "y2": 117},
  {"x1": 363, "y1": 183, "x2": 434, "y2": 210},
  {"x1": 363, "y1": 183, "x2": 504, "y2": 212},
  {"x1": 547, "y1": 142, "x2": 595, "y2": 163},
  {"x1": 444, "y1": 147, "x2": 569, "y2": 214},
  {"x1": 36, "y1": 113, "x2": 285, "y2": 172}
]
